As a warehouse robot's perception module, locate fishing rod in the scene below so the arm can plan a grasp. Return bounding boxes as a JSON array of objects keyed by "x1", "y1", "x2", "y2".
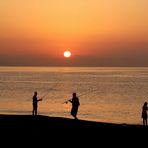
[
  {"x1": 39, "y1": 81, "x2": 60, "y2": 100},
  {"x1": 63, "y1": 88, "x2": 98, "y2": 104}
]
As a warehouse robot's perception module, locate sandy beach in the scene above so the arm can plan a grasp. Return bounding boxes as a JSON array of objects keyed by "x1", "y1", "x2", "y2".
[
  {"x1": 0, "y1": 114, "x2": 145, "y2": 129},
  {"x1": 0, "y1": 114, "x2": 147, "y2": 134},
  {"x1": 0, "y1": 114, "x2": 147, "y2": 146}
]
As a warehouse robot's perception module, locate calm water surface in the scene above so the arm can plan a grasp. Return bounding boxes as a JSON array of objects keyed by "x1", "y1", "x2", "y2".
[{"x1": 0, "y1": 66, "x2": 148, "y2": 124}]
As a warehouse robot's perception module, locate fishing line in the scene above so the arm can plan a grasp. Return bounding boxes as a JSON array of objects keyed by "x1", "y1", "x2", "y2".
[
  {"x1": 39, "y1": 81, "x2": 60, "y2": 100},
  {"x1": 63, "y1": 87, "x2": 98, "y2": 104}
]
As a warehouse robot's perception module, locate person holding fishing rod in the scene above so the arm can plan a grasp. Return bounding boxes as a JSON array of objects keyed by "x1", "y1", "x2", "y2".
[
  {"x1": 67, "y1": 92, "x2": 80, "y2": 120},
  {"x1": 63, "y1": 88, "x2": 97, "y2": 119},
  {"x1": 32, "y1": 91, "x2": 43, "y2": 115}
]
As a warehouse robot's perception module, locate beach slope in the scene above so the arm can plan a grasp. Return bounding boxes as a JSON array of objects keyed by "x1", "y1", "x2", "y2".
[{"x1": 0, "y1": 114, "x2": 147, "y2": 143}]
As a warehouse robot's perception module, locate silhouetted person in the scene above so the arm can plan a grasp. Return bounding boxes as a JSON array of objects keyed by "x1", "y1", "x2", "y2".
[
  {"x1": 68, "y1": 93, "x2": 80, "y2": 119},
  {"x1": 32, "y1": 91, "x2": 42, "y2": 115},
  {"x1": 142, "y1": 102, "x2": 148, "y2": 126}
]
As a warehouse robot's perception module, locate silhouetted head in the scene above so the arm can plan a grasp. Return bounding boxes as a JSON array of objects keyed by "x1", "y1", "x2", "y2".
[
  {"x1": 144, "y1": 102, "x2": 147, "y2": 106},
  {"x1": 73, "y1": 93, "x2": 76, "y2": 97},
  {"x1": 34, "y1": 91, "x2": 37, "y2": 96}
]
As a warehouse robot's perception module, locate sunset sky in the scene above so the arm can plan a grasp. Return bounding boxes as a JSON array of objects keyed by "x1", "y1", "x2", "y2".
[{"x1": 0, "y1": 0, "x2": 148, "y2": 66}]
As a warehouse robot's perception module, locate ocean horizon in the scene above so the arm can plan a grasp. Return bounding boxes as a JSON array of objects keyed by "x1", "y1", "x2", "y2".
[{"x1": 0, "y1": 66, "x2": 148, "y2": 124}]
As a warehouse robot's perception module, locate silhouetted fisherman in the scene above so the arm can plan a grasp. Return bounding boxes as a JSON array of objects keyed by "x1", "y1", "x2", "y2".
[
  {"x1": 142, "y1": 102, "x2": 148, "y2": 125},
  {"x1": 32, "y1": 91, "x2": 42, "y2": 115},
  {"x1": 68, "y1": 93, "x2": 80, "y2": 119}
]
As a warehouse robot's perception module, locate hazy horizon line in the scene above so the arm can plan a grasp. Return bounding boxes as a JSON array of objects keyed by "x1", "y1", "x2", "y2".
[{"x1": 0, "y1": 65, "x2": 148, "y2": 68}]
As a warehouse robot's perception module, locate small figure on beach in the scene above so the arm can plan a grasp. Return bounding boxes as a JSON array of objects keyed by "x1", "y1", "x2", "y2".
[
  {"x1": 142, "y1": 102, "x2": 148, "y2": 126},
  {"x1": 68, "y1": 92, "x2": 80, "y2": 120},
  {"x1": 32, "y1": 91, "x2": 42, "y2": 115}
]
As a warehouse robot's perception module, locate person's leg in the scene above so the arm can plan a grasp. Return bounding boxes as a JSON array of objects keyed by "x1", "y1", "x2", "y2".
[
  {"x1": 74, "y1": 116, "x2": 78, "y2": 120},
  {"x1": 74, "y1": 110, "x2": 78, "y2": 119},
  {"x1": 35, "y1": 109, "x2": 37, "y2": 115},
  {"x1": 32, "y1": 108, "x2": 35, "y2": 115},
  {"x1": 74, "y1": 112, "x2": 78, "y2": 120},
  {"x1": 143, "y1": 119, "x2": 147, "y2": 125}
]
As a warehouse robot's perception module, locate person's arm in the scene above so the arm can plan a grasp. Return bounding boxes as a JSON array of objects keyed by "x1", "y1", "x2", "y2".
[
  {"x1": 37, "y1": 99, "x2": 43, "y2": 102},
  {"x1": 68, "y1": 99, "x2": 72, "y2": 103}
]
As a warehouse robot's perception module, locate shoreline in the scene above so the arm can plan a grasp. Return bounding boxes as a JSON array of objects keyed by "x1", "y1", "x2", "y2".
[
  {"x1": 0, "y1": 114, "x2": 146, "y2": 129},
  {"x1": 0, "y1": 114, "x2": 147, "y2": 144}
]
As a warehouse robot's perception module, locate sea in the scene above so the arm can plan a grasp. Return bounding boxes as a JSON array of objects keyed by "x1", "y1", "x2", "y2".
[{"x1": 0, "y1": 66, "x2": 148, "y2": 124}]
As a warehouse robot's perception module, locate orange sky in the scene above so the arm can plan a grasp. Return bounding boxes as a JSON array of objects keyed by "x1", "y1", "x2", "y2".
[{"x1": 0, "y1": 0, "x2": 148, "y2": 66}]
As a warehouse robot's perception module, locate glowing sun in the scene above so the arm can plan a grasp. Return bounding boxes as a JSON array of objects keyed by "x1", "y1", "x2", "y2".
[{"x1": 64, "y1": 51, "x2": 71, "y2": 58}]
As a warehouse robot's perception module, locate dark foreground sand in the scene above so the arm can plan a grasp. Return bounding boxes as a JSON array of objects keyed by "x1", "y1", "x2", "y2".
[
  {"x1": 0, "y1": 114, "x2": 147, "y2": 145},
  {"x1": 0, "y1": 114, "x2": 146, "y2": 130}
]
